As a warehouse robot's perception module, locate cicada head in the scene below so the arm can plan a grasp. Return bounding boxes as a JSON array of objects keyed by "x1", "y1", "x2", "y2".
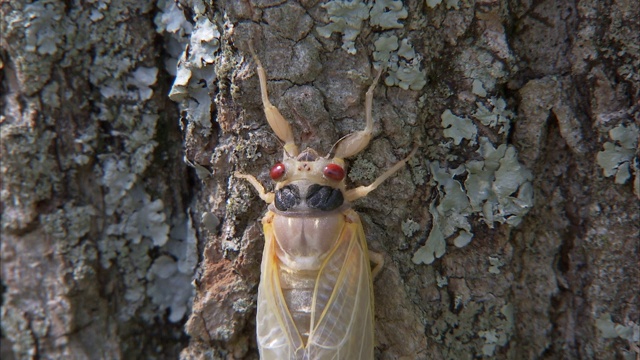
[{"x1": 269, "y1": 148, "x2": 348, "y2": 213}]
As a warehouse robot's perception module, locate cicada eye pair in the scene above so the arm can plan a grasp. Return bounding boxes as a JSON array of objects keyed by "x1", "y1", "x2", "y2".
[{"x1": 269, "y1": 162, "x2": 345, "y2": 181}]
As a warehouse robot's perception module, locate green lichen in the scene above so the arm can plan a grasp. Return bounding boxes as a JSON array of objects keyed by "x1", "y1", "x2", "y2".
[
  {"x1": 316, "y1": 0, "x2": 425, "y2": 89},
  {"x1": 458, "y1": 46, "x2": 510, "y2": 96},
  {"x1": 408, "y1": 156, "x2": 428, "y2": 186},
  {"x1": 477, "y1": 304, "x2": 514, "y2": 356},
  {"x1": 2, "y1": 2, "x2": 192, "y2": 354},
  {"x1": 412, "y1": 163, "x2": 472, "y2": 265},
  {"x1": 448, "y1": 0, "x2": 461, "y2": 9},
  {"x1": 472, "y1": 79, "x2": 487, "y2": 97},
  {"x1": 397, "y1": 38, "x2": 416, "y2": 59},
  {"x1": 146, "y1": 214, "x2": 197, "y2": 322},
  {"x1": 425, "y1": 0, "x2": 441, "y2": 8},
  {"x1": 596, "y1": 123, "x2": 639, "y2": 185},
  {"x1": 441, "y1": 109, "x2": 477, "y2": 145},
  {"x1": 373, "y1": 34, "x2": 399, "y2": 62},
  {"x1": 635, "y1": 157, "x2": 640, "y2": 199},
  {"x1": 85, "y1": 1, "x2": 196, "y2": 322},
  {"x1": 401, "y1": 219, "x2": 421, "y2": 237},
  {"x1": 431, "y1": 301, "x2": 514, "y2": 358},
  {"x1": 23, "y1": 2, "x2": 64, "y2": 55},
  {"x1": 370, "y1": 0, "x2": 408, "y2": 29},
  {"x1": 1, "y1": 128, "x2": 59, "y2": 230},
  {"x1": 39, "y1": 204, "x2": 95, "y2": 246},
  {"x1": 467, "y1": 138, "x2": 534, "y2": 227},
  {"x1": 596, "y1": 313, "x2": 639, "y2": 343},
  {"x1": 435, "y1": 271, "x2": 448, "y2": 287},
  {"x1": 348, "y1": 155, "x2": 378, "y2": 182},
  {"x1": 184, "y1": 157, "x2": 213, "y2": 181},
  {"x1": 201, "y1": 212, "x2": 220, "y2": 233},
  {"x1": 157, "y1": 1, "x2": 220, "y2": 131},
  {"x1": 41, "y1": 82, "x2": 60, "y2": 107},
  {"x1": 115, "y1": 190, "x2": 169, "y2": 246},
  {"x1": 473, "y1": 97, "x2": 513, "y2": 135},
  {"x1": 411, "y1": 200, "x2": 446, "y2": 265},
  {"x1": 373, "y1": 35, "x2": 427, "y2": 90},
  {"x1": 155, "y1": 0, "x2": 193, "y2": 36},
  {"x1": 425, "y1": 0, "x2": 461, "y2": 10},
  {"x1": 316, "y1": 0, "x2": 371, "y2": 54},
  {"x1": 488, "y1": 255, "x2": 504, "y2": 274},
  {"x1": 453, "y1": 230, "x2": 473, "y2": 247},
  {"x1": 414, "y1": 105, "x2": 534, "y2": 265}
]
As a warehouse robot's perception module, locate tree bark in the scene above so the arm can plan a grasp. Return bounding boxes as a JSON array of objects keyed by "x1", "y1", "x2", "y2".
[
  {"x1": 1, "y1": 1, "x2": 638, "y2": 360},
  {"x1": 1, "y1": 1, "x2": 189, "y2": 358}
]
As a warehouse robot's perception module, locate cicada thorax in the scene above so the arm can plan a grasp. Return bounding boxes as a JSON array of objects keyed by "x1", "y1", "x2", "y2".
[{"x1": 267, "y1": 148, "x2": 351, "y2": 344}]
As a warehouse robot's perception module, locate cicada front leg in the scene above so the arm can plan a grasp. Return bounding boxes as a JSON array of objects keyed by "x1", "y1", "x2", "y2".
[
  {"x1": 234, "y1": 172, "x2": 274, "y2": 204},
  {"x1": 332, "y1": 69, "x2": 383, "y2": 160},
  {"x1": 248, "y1": 45, "x2": 299, "y2": 157},
  {"x1": 327, "y1": 67, "x2": 417, "y2": 202},
  {"x1": 345, "y1": 145, "x2": 417, "y2": 202}
]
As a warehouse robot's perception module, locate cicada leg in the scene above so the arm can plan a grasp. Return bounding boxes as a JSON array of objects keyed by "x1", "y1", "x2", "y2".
[
  {"x1": 333, "y1": 69, "x2": 383, "y2": 160},
  {"x1": 369, "y1": 250, "x2": 384, "y2": 279},
  {"x1": 248, "y1": 44, "x2": 299, "y2": 157},
  {"x1": 234, "y1": 172, "x2": 275, "y2": 204},
  {"x1": 345, "y1": 146, "x2": 417, "y2": 202}
]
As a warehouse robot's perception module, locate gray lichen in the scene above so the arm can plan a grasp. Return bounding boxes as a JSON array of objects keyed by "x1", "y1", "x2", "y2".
[
  {"x1": 426, "y1": 0, "x2": 461, "y2": 10},
  {"x1": 348, "y1": 155, "x2": 379, "y2": 182},
  {"x1": 3, "y1": 2, "x2": 195, "y2": 356},
  {"x1": 595, "y1": 313, "x2": 639, "y2": 345},
  {"x1": 401, "y1": 219, "x2": 421, "y2": 237},
  {"x1": 473, "y1": 97, "x2": 513, "y2": 135},
  {"x1": 147, "y1": 214, "x2": 198, "y2": 322},
  {"x1": 157, "y1": 0, "x2": 220, "y2": 131},
  {"x1": 316, "y1": 0, "x2": 372, "y2": 54},
  {"x1": 430, "y1": 301, "x2": 514, "y2": 358},
  {"x1": 596, "y1": 123, "x2": 639, "y2": 186},
  {"x1": 1, "y1": 127, "x2": 59, "y2": 231},
  {"x1": 414, "y1": 105, "x2": 534, "y2": 265},
  {"x1": 373, "y1": 35, "x2": 427, "y2": 90},
  {"x1": 412, "y1": 162, "x2": 473, "y2": 264},
  {"x1": 369, "y1": 0, "x2": 408, "y2": 29},
  {"x1": 441, "y1": 109, "x2": 478, "y2": 145}
]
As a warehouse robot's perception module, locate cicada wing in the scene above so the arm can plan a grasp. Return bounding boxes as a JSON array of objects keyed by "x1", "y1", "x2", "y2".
[
  {"x1": 306, "y1": 213, "x2": 375, "y2": 360},
  {"x1": 257, "y1": 214, "x2": 305, "y2": 360}
]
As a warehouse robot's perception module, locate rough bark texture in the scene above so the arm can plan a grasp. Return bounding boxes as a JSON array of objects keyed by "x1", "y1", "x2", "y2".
[
  {"x1": 1, "y1": 1, "x2": 638, "y2": 360},
  {"x1": 1, "y1": 1, "x2": 190, "y2": 358}
]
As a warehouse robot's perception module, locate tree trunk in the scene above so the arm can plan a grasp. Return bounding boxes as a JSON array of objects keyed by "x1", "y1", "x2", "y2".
[{"x1": 2, "y1": 1, "x2": 638, "y2": 359}]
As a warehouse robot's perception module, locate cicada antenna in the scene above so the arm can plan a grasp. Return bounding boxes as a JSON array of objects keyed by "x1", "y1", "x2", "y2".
[{"x1": 326, "y1": 133, "x2": 352, "y2": 159}]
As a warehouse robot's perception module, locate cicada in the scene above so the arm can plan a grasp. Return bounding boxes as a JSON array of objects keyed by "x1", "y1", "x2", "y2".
[{"x1": 235, "y1": 51, "x2": 415, "y2": 360}]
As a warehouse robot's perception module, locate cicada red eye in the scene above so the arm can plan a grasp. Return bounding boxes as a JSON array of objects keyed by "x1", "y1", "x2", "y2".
[
  {"x1": 270, "y1": 162, "x2": 286, "y2": 180},
  {"x1": 323, "y1": 163, "x2": 345, "y2": 181}
]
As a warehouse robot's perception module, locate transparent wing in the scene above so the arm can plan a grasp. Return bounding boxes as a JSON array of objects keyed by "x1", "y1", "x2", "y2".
[
  {"x1": 305, "y1": 211, "x2": 375, "y2": 360},
  {"x1": 257, "y1": 212, "x2": 305, "y2": 360},
  {"x1": 256, "y1": 210, "x2": 375, "y2": 360}
]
